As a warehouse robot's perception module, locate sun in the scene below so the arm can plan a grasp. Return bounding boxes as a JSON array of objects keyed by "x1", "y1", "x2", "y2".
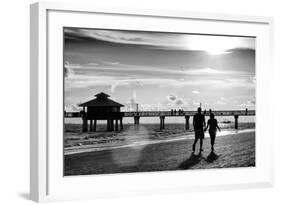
[
  {"x1": 183, "y1": 35, "x2": 236, "y2": 55},
  {"x1": 196, "y1": 38, "x2": 233, "y2": 55}
]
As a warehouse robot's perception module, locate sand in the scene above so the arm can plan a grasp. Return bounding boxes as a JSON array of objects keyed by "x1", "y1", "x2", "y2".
[{"x1": 64, "y1": 131, "x2": 255, "y2": 176}]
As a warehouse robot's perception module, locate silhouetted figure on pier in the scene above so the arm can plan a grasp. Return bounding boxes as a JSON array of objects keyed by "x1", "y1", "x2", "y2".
[
  {"x1": 203, "y1": 109, "x2": 207, "y2": 115},
  {"x1": 179, "y1": 109, "x2": 184, "y2": 115},
  {"x1": 205, "y1": 113, "x2": 221, "y2": 152},
  {"x1": 192, "y1": 107, "x2": 206, "y2": 153}
]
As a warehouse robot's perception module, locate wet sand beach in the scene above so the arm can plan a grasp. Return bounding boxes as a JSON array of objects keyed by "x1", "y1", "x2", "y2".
[{"x1": 64, "y1": 130, "x2": 255, "y2": 176}]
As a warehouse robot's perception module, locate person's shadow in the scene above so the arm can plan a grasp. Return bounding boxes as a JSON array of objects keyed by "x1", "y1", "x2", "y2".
[
  {"x1": 205, "y1": 151, "x2": 219, "y2": 163},
  {"x1": 178, "y1": 152, "x2": 202, "y2": 169}
]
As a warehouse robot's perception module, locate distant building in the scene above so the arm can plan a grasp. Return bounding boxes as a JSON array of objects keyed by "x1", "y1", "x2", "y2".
[{"x1": 79, "y1": 92, "x2": 124, "y2": 132}]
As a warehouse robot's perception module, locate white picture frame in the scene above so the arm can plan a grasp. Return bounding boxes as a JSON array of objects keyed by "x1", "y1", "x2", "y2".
[{"x1": 30, "y1": 2, "x2": 274, "y2": 202}]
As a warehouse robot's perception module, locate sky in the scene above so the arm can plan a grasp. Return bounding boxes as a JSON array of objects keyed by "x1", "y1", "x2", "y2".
[{"x1": 64, "y1": 28, "x2": 255, "y2": 112}]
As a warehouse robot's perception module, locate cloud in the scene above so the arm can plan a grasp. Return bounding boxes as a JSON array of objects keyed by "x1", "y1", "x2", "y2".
[
  {"x1": 63, "y1": 60, "x2": 255, "y2": 91},
  {"x1": 65, "y1": 73, "x2": 255, "y2": 91},
  {"x1": 110, "y1": 82, "x2": 119, "y2": 93},
  {"x1": 106, "y1": 61, "x2": 120, "y2": 65},
  {"x1": 192, "y1": 101, "x2": 201, "y2": 107},
  {"x1": 63, "y1": 61, "x2": 253, "y2": 89},
  {"x1": 124, "y1": 91, "x2": 138, "y2": 111},
  {"x1": 64, "y1": 61, "x2": 75, "y2": 78},
  {"x1": 216, "y1": 101, "x2": 226, "y2": 105},
  {"x1": 139, "y1": 104, "x2": 160, "y2": 111},
  {"x1": 192, "y1": 90, "x2": 200, "y2": 94},
  {"x1": 215, "y1": 97, "x2": 227, "y2": 105},
  {"x1": 238, "y1": 97, "x2": 255, "y2": 107},
  {"x1": 175, "y1": 98, "x2": 186, "y2": 106},
  {"x1": 123, "y1": 93, "x2": 189, "y2": 111},
  {"x1": 167, "y1": 94, "x2": 177, "y2": 101},
  {"x1": 184, "y1": 67, "x2": 226, "y2": 75},
  {"x1": 87, "y1": 62, "x2": 99, "y2": 66},
  {"x1": 165, "y1": 95, "x2": 188, "y2": 109},
  {"x1": 64, "y1": 104, "x2": 82, "y2": 112}
]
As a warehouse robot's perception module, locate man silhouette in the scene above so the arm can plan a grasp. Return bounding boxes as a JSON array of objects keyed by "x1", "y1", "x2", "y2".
[{"x1": 192, "y1": 107, "x2": 206, "y2": 153}]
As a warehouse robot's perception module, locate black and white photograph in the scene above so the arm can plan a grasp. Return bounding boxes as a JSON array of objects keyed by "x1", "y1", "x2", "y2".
[{"x1": 63, "y1": 28, "x2": 256, "y2": 176}]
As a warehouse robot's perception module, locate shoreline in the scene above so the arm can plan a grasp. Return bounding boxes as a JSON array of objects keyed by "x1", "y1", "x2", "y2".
[{"x1": 64, "y1": 128, "x2": 255, "y2": 155}]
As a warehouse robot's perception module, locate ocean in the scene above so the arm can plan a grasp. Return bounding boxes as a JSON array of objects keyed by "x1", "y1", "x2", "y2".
[{"x1": 64, "y1": 115, "x2": 255, "y2": 125}]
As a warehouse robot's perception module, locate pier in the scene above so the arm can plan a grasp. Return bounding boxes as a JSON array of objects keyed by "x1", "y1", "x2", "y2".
[{"x1": 65, "y1": 109, "x2": 255, "y2": 131}]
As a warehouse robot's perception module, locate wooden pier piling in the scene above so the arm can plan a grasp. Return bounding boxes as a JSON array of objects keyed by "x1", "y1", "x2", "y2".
[
  {"x1": 185, "y1": 115, "x2": 190, "y2": 130},
  {"x1": 82, "y1": 118, "x2": 88, "y2": 132},
  {"x1": 93, "y1": 120, "x2": 97, "y2": 132},
  {"x1": 234, "y1": 115, "x2": 239, "y2": 129},
  {"x1": 107, "y1": 120, "x2": 110, "y2": 131},
  {"x1": 160, "y1": 116, "x2": 165, "y2": 130},
  {"x1": 134, "y1": 116, "x2": 140, "y2": 125},
  {"x1": 120, "y1": 119, "x2": 123, "y2": 130},
  {"x1": 115, "y1": 119, "x2": 119, "y2": 131},
  {"x1": 107, "y1": 119, "x2": 114, "y2": 131},
  {"x1": 90, "y1": 120, "x2": 93, "y2": 131}
]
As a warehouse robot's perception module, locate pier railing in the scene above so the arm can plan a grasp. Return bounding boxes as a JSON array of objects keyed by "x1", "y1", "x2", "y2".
[
  {"x1": 64, "y1": 110, "x2": 255, "y2": 118},
  {"x1": 123, "y1": 110, "x2": 255, "y2": 117}
]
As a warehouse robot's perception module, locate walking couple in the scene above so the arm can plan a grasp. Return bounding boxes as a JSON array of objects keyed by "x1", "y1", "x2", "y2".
[{"x1": 192, "y1": 107, "x2": 221, "y2": 153}]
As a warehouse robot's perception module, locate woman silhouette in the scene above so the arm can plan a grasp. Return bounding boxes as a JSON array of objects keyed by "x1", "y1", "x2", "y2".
[{"x1": 205, "y1": 113, "x2": 221, "y2": 152}]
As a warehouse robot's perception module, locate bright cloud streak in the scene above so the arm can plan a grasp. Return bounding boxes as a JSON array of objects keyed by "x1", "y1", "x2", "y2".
[
  {"x1": 65, "y1": 62, "x2": 252, "y2": 79},
  {"x1": 65, "y1": 28, "x2": 255, "y2": 53},
  {"x1": 192, "y1": 90, "x2": 200, "y2": 94}
]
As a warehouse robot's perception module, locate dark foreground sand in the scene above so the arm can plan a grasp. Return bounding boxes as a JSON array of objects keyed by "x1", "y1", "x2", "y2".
[{"x1": 64, "y1": 131, "x2": 255, "y2": 176}]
